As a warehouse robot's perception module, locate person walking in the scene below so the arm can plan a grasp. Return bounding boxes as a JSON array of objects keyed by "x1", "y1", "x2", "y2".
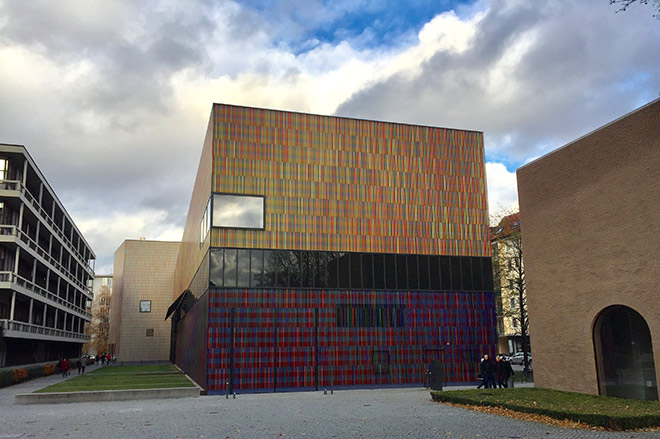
[
  {"x1": 476, "y1": 357, "x2": 486, "y2": 389},
  {"x1": 61, "y1": 358, "x2": 69, "y2": 378},
  {"x1": 76, "y1": 358, "x2": 82, "y2": 375},
  {"x1": 495, "y1": 356, "x2": 507, "y2": 388},
  {"x1": 500, "y1": 355, "x2": 514, "y2": 388},
  {"x1": 480, "y1": 354, "x2": 495, "y2": 389}
]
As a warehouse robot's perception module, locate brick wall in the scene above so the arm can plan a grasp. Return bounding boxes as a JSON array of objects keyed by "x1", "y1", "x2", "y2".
[{"x1": 517, "y1": 99, "x2": 660, "y2": 395}]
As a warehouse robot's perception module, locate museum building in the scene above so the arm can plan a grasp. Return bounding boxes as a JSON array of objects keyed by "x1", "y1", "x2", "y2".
[{"x1": 168, "y1": 104, "x2": 496, "y2": 392}]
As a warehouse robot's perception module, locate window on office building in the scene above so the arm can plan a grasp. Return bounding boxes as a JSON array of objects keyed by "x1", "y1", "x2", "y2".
[
  {"x1": 0, "y1": 159, "x2": 7, "y2": 181},
  {"x1": 140, "y1": 300, "x2": 151, "y2": 313}
]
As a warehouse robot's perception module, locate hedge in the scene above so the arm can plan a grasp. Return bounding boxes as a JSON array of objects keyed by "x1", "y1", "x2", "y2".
[
  {"x1": 431, "y1": 389, "x2": 660, "y2": 431},
  {"x1": 0, "y1": 369, "x2": 13, "y2": 388},
  {"x1": 0, "y1": 359, "x2": 75, "y2": 389}
]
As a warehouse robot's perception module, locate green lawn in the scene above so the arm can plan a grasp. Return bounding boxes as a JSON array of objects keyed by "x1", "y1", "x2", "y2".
[
  {"x1": 431, "y1": 388, "x2": 660, "y2": 430},
  {"x1": 35, "y1": 364, "x2": 195, "y2": 393}
]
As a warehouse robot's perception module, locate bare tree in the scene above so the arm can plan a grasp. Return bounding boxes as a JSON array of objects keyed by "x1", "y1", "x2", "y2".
[
  {"x1": 491, "y1": 211, "x2": 531, "y2": 371},
  {"x1": 610, "y1": 0, "x2": 660, "y2": 18},
  {"x1": 90, "y1": 285, "x2": 111, "y2": 355}
]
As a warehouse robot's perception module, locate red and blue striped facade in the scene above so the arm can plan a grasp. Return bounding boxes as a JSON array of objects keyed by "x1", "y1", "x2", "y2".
[
  {"x1": 206, "y1": 287, "x2": 495, "y2": 392},
  {"x1": 172, "y1": 104, "x2": 495, "y2": 391}
]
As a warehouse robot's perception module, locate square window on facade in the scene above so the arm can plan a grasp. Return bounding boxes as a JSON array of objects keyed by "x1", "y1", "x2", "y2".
[
  {"x1": 212, "y1": 193, "x2": 264, "y2": 229},
  {"x1": 146, "y1": 328, "x2": 154, "y2": 337},
  {"x1": 140, "y1": 300, "x2": 151, "y2": 313}
]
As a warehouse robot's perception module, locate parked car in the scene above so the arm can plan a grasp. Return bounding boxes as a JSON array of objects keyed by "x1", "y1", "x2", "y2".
[{"x1": 509, "y1": 352, "x2": 532, "y2": 365}]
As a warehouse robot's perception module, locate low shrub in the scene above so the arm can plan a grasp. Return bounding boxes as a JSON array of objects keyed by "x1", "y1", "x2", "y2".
[
  {"x1": 0, "y1": 369, "x2": 13, "y2": 388},
  {"x1": 512, "y1": 370, "x2": 533, "y2": 382},
  {"x1": 43, "y1": 364, "x2": 56, "y2": 376},
  {"x1": 26, "y1": 364, "x2": 45, "y2": 380},
  {"x1": 12, "y1": 368, "x2": 28, "y2": 384}
]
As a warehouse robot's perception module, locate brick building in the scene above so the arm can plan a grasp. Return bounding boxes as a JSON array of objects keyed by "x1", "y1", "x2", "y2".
[{"x1": 518, "y1": 98, "x2": 660, "y2": 400}]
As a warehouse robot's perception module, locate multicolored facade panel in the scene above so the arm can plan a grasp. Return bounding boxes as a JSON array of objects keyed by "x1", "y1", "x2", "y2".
[
  {"x1": 171, "y1": 104, "x2": 496, "y2": 392},
  {"x1": 207, "y1": 288, "x2": 496, "y2": 392},
  {"x1": 209, "y1": 105, "x2": 490, "y2": 257}
]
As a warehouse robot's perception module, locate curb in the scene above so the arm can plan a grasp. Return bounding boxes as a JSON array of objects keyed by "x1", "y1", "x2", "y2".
[{"x1": 15, "y1": 386, "x2": 201, "y2": 404}]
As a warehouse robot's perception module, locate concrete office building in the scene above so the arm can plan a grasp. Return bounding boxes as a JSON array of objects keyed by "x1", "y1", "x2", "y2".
[
  {"x1": 168, "y1": 104, "x2": 496, "y2": 392},
  {"x1": 108, "y1": 239, "x2": 179, "y2": 361},
  {"x1": 0, "y1": 143, "x2": 95, "y2": 367},
  {"x1": 518, "y1": 98, "x2": 660, "y2": 400}
]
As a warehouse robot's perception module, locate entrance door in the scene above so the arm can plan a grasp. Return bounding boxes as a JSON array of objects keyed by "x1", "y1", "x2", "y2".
[
  {"x1": 593, "y1": 305, "x2": 658, "y2": 400},
  {"x1": 373, "y1": 349, "x2": 390, "y2": 384},
  {"x1": 423, "y1": 348, "x2": 444, "y2": 389}
]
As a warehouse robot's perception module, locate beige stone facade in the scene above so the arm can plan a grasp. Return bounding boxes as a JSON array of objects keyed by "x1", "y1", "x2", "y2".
[
  {"x1": 491, "y1": 213, "x2": 528, "y2": 356},
  {"x1": 517, "y1": 98, "x2": 660, "y2": 398},
  {"x1": 108, "y1": 240, "x2": 180, "y2": 362}
]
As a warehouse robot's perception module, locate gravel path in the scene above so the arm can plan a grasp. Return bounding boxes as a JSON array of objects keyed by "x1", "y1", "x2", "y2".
[{"x1": 1, "y1": 374, "x2": 659, "y2": 439}]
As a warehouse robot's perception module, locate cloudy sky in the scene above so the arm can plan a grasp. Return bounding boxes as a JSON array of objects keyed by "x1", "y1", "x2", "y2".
[{"x1": 1, "y1": 0, "x2": 659, "y2": 274}]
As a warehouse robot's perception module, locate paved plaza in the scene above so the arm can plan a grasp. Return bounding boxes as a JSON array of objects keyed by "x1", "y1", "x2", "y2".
[{"x1": 1, "y1": 370, "x2": 659, "y2": 439}]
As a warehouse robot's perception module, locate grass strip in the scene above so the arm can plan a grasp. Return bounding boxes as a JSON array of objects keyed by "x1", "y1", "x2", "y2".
[
  {"x1": 431, "y1": 388, "x2": 660, "y2": 430},
  {"x1": 89, "y1": 365, "x2": 180, "y2": 375},
  {"x1": 35, "y1": 364, "x2": 195, "y2": 393}
]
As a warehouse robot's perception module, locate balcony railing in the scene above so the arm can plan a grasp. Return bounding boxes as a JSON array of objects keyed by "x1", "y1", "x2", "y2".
[
  {"x1": 0, "y1": 271, "x2": 91, "y2": 319},
  {"x1": 0, "y1": 319, "x2": 90, "y2": 342},
  {"x1": 0, "y1": 180, "x2": 20, "y2": 191},
  {"x1": 0, "y1": 225, "x2": 91, "y2": 296},
  {"x1": 2, "y1": 179, "x2": 94, "y2": 275}
]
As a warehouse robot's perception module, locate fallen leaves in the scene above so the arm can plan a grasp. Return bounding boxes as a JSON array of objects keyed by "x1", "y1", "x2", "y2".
[{"x1": 441, "y1": 402, "x2": 602, "y2": 431}]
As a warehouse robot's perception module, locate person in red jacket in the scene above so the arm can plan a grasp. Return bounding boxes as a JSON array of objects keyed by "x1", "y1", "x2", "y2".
[{"x1": 61, "y1": 358, "x2": 69, "y2": 378}]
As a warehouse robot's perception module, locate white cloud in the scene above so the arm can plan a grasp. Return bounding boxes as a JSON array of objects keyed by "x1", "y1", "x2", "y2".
[
  {"x1": 486, "y1": 162, "x2": 518, "y2": 215},
  {"x1": 77, "y1": 210, "x2": 183, "y2": 275},
  {"x1": 1, "y1": 0, "x2": 659, "y2": 272}
]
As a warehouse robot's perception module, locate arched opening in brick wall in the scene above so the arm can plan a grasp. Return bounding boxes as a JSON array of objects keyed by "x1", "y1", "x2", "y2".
[{"x1": 593, "y1": 305, "x2": 658, "y2": 400}]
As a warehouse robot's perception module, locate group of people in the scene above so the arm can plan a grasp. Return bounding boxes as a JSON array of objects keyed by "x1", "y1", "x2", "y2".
[
  {"x1": 57, "y1": 353, "x2": 114, "y2": 379},
  {"x1": 477, "y1": 354, "x2": 514, "y2": 389},
  {"x1": 95, "y1": 353, "x2": 112, "y2": 365},
  {"x1": 75, "y1": 357, "x2": 87, "y2": 375},
  {"x1": 58, "y1": 356, "x2": 88, "y2": 378}
]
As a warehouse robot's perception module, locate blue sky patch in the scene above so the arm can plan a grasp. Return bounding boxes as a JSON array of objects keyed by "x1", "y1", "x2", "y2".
[{"x1": 238, "y1": 0, "x2": 477, "y2": 52}]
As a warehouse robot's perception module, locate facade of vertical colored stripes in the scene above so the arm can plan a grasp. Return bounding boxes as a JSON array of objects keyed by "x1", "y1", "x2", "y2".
[{"x1": 169, "y1": 104, "x2": 496, "y2": 392}]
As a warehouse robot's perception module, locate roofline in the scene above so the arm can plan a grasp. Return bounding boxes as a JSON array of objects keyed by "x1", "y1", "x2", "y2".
[
  {"x1": 123, "y1": 239, "x2": 181, "y2": 244},
  {"x1": 0, "y1": 143, "x2": 96, "y2": 259},
  {"x1": 211, "y1": 102, "x2": 484, "y2": 136},
  {"x1": 518, "y1": 97, "x2": 660, "y2": 171}
]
